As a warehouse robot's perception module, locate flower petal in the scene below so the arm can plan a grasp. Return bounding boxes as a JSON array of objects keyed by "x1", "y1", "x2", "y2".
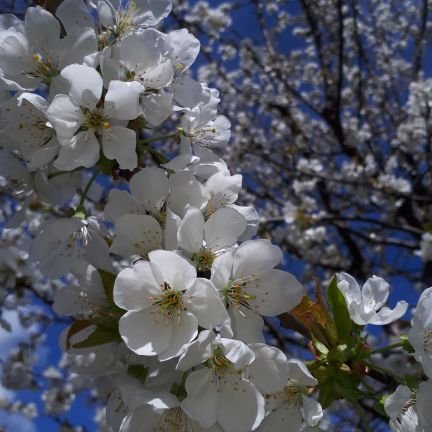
[
  {"x1": 232, "y1": 239, "x2": 282, "y2": 279},
  {"x1": 218, "y1": 376, "x2": 265, "y2": 432},
  {"x1": 178, "y1": 207, "x2": 205, "y2": 254},
  {"x1": 205, "y1": 207, "x2": 246, "y2": 251},
  {"x1": 129, "y1": 167, "x2": 169, "y2": 212},
  {"x1": 148, "y1": 250, "x2": 196, "y2": 291},
  {"x1": 113, "y1": 261, "x2": 164, "y2": 311},
  {"x1": 247, "y1": 344, "x2": 288, "y2": 394},
  {"x1": 54, "y1": 130, "x2": 100, "y2": 170},
  {"x1": 102, "y1": 125, "x2": 137, "y2": 170},
  {"x1": 104, "y1": 80, "x2": 143, "y2": 120},
  {"x1": 119, "y1": 307, "x2": 172, "y2": 356},
  {"x1": 46, "y1": 94, "x2": 84, "y2": 138},
  {"x1": 61, "y1": 64, "x2": 102, "y2": 108},
  {"x1": 158, "y1": 311, "x2": 198, "y2": 361},
  {"x1": 183, "y1": 278, "x2": 229, "y2": 330},
  {"x1": 110, "y1": 214, "x2": 162, "y2": 257},
  {"x1": 181, "y1": 369, "x2": 218, "y2": 429}
]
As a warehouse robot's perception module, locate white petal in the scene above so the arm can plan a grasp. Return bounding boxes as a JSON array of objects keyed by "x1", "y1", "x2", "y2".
[
  {"x1": 368, "y1": 301, "x2": 408, "y2": 325},
  {"x1": 164, "y1": 208, "x2": 181, "y2": 251},
  {"x1": 205, "y1": 171, "x2": 242, "y2": 209},
  {"x1": 247, "y1": 269, "x2": 305, "y2": 316},
  {"x1": 46, "y1": 94, "x2": 83, "y2": 137},
  {"x1": 232, "y1": 239, "x2": 282, "y2": 279},
  {"x1": 337, "y1": 272, "x2": 362, "y2": 305},
  {"x1": 53, "y1": 285, "x2": 93, "y2": 316},
  {"x1": 210, "y1": 250, "x2": 234, "y2": 290},
  {"x1": 119, "y1": 308, "x2": 171, "y2": 356},
  {"x1": 167, "y1": 29, "x2": 200, "y2": 73},
  {"x1": 287, "y1": 359, "x2": 318, "y2": 386},
  {"x1": 148, "y1": 250, "x2": 196, "y2": 291},
  {"x1": 60, "y1": 28, "x2": 98, "y2": 67},
  {"x1": 205, "y1": 207, "x2": 246, "y2": 251},
  {"x1": 104, "y1": 80, "x2": 143, "y2": 120},
  {"x1": 302, "y1": 395, "x2": 323, "y2": 427},
  {"x1": 258, "y1": 404, "x2": 302, "y2": 432},
  {"x1": 113, "y1": 261, "x2": 164, "y2": 311},
  {"x1": 247, "y1": 344, "x2": 288, "y2": 394},
  {"x1": 141, "y1": 90, "x2": 173, "y2": 127},
  {"x1": 134, "y1": 0, "x2": 173, "y2": 26},
  {"x1": 110, "y1": 214, "x2": 162, "y2": 257},
  {"x1": 178, "y1": 207, "x2": 205, "y2": 253},
  {"x1": 159, "y1": 311, "x2": 198, "y2": 361},
  {"x1": 120, "y1": 404, "x2": 161, "y2": 432},
  {"x1": 56, "y1": 0, "x2": 94, "y2": 33},
  {"x1": 232, "y1": 204, "x2": 260, "y2": 242},
  {"x1": 54, "y1": 131, "x2": 100, "y2": 170},
  {"x1": 183, "y1": 278, "x2": 229, "y2": 330},
  {"x1": 176, "y1": 330, "x2": 214, "y2": 371},
  {"x1": 219, "y1": 338, "x2": 255, "y2": 370},
  {"x1": 168, "y1": 171, "x2": 210, "y2": 217},
  {"x1": 140, "y1": 59, "x2": 174, "y2": 89},
  {"x1": 98, "y1": 1, "x2": 114, "y2": 27},
  {"x1": 25, "y1": 6, "x2": 60, "y2": 46},
  {"x1": 361, "y1": 275, "x2": 390, "y2": 315},
  {"x1": 102, "y1": 125, "x2": 137, "y2": 170},
  {"x1": 229, "y1": 308, "x2": 265, "y2": 343},
  {"x1": 61, "y1": 64, "x2": 102, "y2": 108},
  {"x1": 181, "y1": 369, "x2": 218, "y2": 429},
  {"x1": 129, "y1": 167, "x2": 169, "y2": 212},
  {"x1": 218, "y1": 376, "x2": 265, "y2": 432},
  {"x1": 104, "y1": 189, "x2": 141, "y2": 222},
  {"x1": 384, "y1": 385, "x2": 413, "y2": 420},
  {"x1": 417, "y1": 380, "x2": 432, "y2": 427}
]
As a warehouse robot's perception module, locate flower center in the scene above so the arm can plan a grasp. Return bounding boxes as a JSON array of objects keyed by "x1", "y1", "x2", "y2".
[
  {"x1": 29, "y1": 53, "x2": 59, "y2": 82},
  {"x1": 223, "y1": 276, "x2": 258, "y2": 311},
  {"x1": 284, "y1": 383, "x2": 303, "y2": 405},
  {"x1": 67, "y1": 225, "x2": 90, "y2": 250},
  {"x1": 151, "y1": 284, "x2": 185, "y2": 320},
  {"x1": 157, "y1": 407, "x2": 186, "y2": 432},
  {"x1": 83, "y1": 108, "x2": 110, "y2": 133},
  {"x1": 114, "y1": 2, "x2": 138, "y2": 36},
  {"x1": 423, "y1": 329, "x2": 432, "y2": 353},
  {"x1": 149, "y1": 210, "x2": 166, "y2": 229},
  {"x1": 209, "y1": 347, "x2": 233, "y2": 378},
  {"x1": 191, "y1": 248, "x2": 215, "y2": 273},
  {"x1": 189, "y1": 126, "x2": 218, "y2": 149}
]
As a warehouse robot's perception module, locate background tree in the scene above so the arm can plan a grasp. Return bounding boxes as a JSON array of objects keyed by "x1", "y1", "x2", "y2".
[{"x1": 0, "y1": 0, "x2": 431, "y2": 431}]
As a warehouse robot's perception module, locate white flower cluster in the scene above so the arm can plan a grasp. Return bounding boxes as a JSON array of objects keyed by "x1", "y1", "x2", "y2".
[{"x1": 0, "y1": 1, "x2": 321, "y2": 431}]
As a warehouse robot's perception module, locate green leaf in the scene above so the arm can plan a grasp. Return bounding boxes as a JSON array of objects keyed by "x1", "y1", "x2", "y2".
[
  {"x1": 400, "y1": 334, "x2": 415, "y2": 353},
  {"x1": 404, "y1": 375, "x2": 420, "y2": 390},
  {"x1": 65, "y1": 320, "x2": 92, "y2": 350},
  {"x1": 98, "y1": 269, "x2": 117, "y2": 305},
  {"x1": 327, "y1": 276, "x2": 352, "y2": 342},
  {"x1": 333, "y1": 372, "x2": 363, "y2": 402},
  {"x1": 318, "y1": 380, "x2": 338, "y2": 409},
  {"x1": 327, "y1": 344, "x2": 348, "y2": 363},
  {"x1": 72, "y1": 325, "x2": 121, "y2": 349},
  {"x1": 313, "y1": 338, "x2": 329, "y2": 356},
  {"x1": 127, "y1": 365, "x2": 149, "y2": 385}
]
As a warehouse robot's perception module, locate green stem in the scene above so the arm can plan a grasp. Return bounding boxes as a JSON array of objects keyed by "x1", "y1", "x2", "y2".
[
  {"x1": 141, "y1": 146, "x2": 169, "y2": 164},
  {"x1": 48, "y1": 167, "x2": 82, "y2": 179},
  {"x1": 364, "y1": 361, "x2": 405, "y2": 384},
  {"x1": 79, "y1": 169, "x2": 99, "y2": 208},
  {"x1": 139, "y1": 132, "x2": 178, "y2": 144},
  {"x1": 354, "y1": 401, "x2": 373, "y2": 432},
  {"x1": 371, "y1": 341, "x2": 404, "y2": 355}
]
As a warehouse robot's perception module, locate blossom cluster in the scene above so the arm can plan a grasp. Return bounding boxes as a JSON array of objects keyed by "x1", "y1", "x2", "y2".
[
  {"x1": 1, "y1": 1, "x2": 432, "y2": 431},
  {"x1": 0, "y1": 1, "x2": 320, "y2": 431}
]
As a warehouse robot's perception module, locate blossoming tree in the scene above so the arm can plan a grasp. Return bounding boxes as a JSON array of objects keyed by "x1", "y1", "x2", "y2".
[{"x1": 0, "y1": 0, "x2": 431, "y2": 431}]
